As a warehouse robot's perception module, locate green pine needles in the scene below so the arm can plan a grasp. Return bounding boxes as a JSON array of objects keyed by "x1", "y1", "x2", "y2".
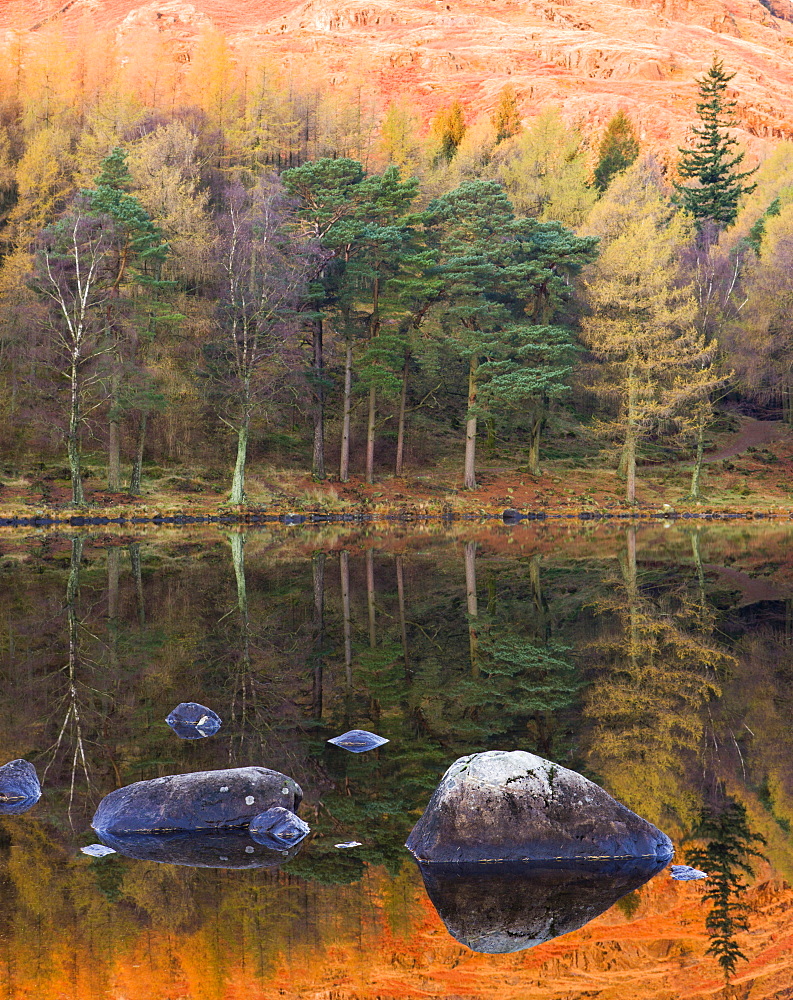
[{"x1": 675, "y1": 58, "x2": 756, "y2": 228}]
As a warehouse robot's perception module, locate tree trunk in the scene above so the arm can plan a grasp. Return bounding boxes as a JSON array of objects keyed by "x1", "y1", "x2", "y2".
[
  {"x1": 366, "y1": 548, "x2": 376, "y2": 649},
  {"x1": 366, "y1": 385, "x2": 376, "y2": 484},
  {"x1": 625, "y1": 373, "x2": 637, "y2": 504},
  {"x1": 340, "y1": 550, "x2": 352, "y2": 687},
  {"x1": 689, "y1": 408, "x2": 706, "y2": 499},
  {"x1": 108, "y1": 372, "x2": 121, "y2": 492},
  {"x1": 620, "y1": 527, "x2": 639, "y2": 672},
  {"x1": 68, "y1": 360, "x2": 85, "y2": 506},
  {"x1": 464, "y1": 356, "x2": 478, "y2": 490},
  {"x1": 395, "y1": 554, "x2": 411, "y2": 680},
  {"x1": 312, "y1": 552, "x2": 325, "y2": 720},
  {"x1": 527, "y1": 408, "x2": 544, "y2": 476},
  {"x1": 128, "y1": 410, "x2": 148, "y2": 496},
  {"x1": 464, "y1": 540, "x2": 479, "y2": 676},
  {"x1": 340, "y1": 341, "x2": 352, "y2": 482},
  {"x1": 395, "y1": 349, "x2": 409, "y2": 476},
  {"x1": 230, "y1": 409, "x2": 250, "y2": 505},
  {"x1": 230, "y1": 532, "x2": 252, "y2": 731},
  {"x1": 312, "y1": 318, "x2": 326, "y2": 479}
]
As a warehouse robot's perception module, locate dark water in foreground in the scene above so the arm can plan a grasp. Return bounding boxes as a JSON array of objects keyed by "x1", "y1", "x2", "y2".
[{"x1": 1, "y1": 520, "x2": 793, "y2": 999}]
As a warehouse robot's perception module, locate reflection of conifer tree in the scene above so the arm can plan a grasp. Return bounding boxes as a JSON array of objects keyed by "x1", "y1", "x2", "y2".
[
  {"x1": 128, "y1": 541, "x2": 145, "y2": 626},
  {"x1": 366, "y1": 547, "x2": 376, "y2": 649},
  {"x1": 395, "y1": 554, "x2": 411, "y2": 680},
  {"x1": 685, "y1": 797, "x2": 766, "y2": 983},
  {"x1": 464, "y1": 540, "x2": 479, "y2": 676},
  {"x1": 340, "y1": 550, "x2": 352, "y2": 689},
  {"x1": 585, "y1": 529, "x2": 731, "y2": 826},
  {"x1": 312, "y1": 552, "x2": 326, "y2": 721}
]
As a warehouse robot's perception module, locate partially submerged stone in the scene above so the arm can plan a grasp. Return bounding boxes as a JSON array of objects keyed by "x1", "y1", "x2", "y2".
[
  {"x1": 249, "y1": 807, "x2": 310, "y2": 849},
  {"x1": 97, "y1": 828, "x2": 303, "y2": 869},
  {"x1": 165, "y1": 702, "x2": 222, "y2": 739},
  {"x1": 670, "y1": 864, "x2": 708, "y2": 881},
  {"x1": 0, "y1": 759, "x2": 41, "y2": 816},
  {"x1": 418, "y1": 856, "x2": 667, "y2": 953},
  {"x1": 92, "y1": 766, "x2": 303, "y2": 835},
  {"x1": 81, "y1": 844, "x2": 116, "y2": 858},
  {"x1": 327, "y1": 730, "x2": 389, "y2": 753},
  {"x1": 406, "y1": 750, "x2": 673, "y2": 864}
]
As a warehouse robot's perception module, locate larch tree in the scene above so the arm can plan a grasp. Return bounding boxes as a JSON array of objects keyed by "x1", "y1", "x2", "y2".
[
  {"x1": 593, "y1": 110, "x2": 640, "y2": 193},
  {"x1": 581, "y1": 161, "x2": 724, "y2": 503},
  {"x1": 491, "y1": 85, "x2": 522, "y2": 143},
  {"x1": 430, "y1": 100, "x2": 467, "y2": 164},
  {"x1": 496, "y1": 107, "x2": 595, "y2": 228},
  {"x1": 675, "y1": 58, "x2": 756, "y2": 228}
]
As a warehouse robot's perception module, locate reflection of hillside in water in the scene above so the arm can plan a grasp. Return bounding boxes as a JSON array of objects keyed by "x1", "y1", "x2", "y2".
[{"x1": 0, "y1": 523, "x2": 792, "y2": 996}]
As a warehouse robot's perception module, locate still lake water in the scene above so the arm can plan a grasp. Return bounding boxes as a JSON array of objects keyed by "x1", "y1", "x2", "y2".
[{"x1": 1, "y1": 520, "x2": 793, "y2": 999}]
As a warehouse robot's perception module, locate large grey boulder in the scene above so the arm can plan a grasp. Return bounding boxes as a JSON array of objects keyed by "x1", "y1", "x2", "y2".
[
  {"x1": 0, "y1": 759, "x2": 41, "y2": 816},
  {"x1": 92, "y1": 766, "x2": 303, "y2": 835},
  {"x1": 418, "y1": 856, "x2": 667, "y2": 953},
  {"x1": 406, "y1": 750, "x2": 673, "y2": 863}
]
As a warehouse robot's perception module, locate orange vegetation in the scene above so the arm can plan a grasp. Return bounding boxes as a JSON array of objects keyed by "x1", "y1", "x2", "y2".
[{"x1": 0, "y1": 0, "x2": 792, "y2": 158}]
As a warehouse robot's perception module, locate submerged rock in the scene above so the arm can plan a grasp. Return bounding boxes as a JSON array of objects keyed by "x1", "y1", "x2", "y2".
[
  {"x1": 98, "y1": 828, "x2": 303, "y2": 869},
  {"x1": 92, "y1": 766, "x2": 303, "y2": 835},
  {"x1": 249, "y1": 807, "x2": 310, "y2": 849},
  {"x1": 0, "y1": 759, "x2": 41, "y2": 815},
  {"x1": 418, "y1": 856, "x2": 667, "y2": 953},
  {"x1": 670, "y1": 864, "x2": 708, "y2": 881},
  {"x1": 165, "y1": 702, "x2": 222, "y2": 739},
  {"x1": 81, "y1": 844, "x2": 116, "y2": 858},
  {"x1": 327, "y1": 729, "x2": 389, "y2": 753},
  {"x1": 406, "y1": 750, "x2": 673, "y2": 863}
]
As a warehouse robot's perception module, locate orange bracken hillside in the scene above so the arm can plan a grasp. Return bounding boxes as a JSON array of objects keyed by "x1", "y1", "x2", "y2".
[{"x1": 1, "y1": 0, "x2": 793, "y2": 156}]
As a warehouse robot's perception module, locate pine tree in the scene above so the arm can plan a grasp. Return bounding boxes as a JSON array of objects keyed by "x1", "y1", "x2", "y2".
[
  {"x1": 675, "y1": 59, "x2": 756, "y2": 228},
  {"x1": 593, "y1": 110, "x2": 639, "y2": 192}
]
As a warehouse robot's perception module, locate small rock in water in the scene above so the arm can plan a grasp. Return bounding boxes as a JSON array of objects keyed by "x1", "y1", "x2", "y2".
[
  {"x1": 327, "y1": 730, "x2": 389, "y2": 753},
  {"x1": 165, "y1": 702, "x2": 222, "y2": 739},
  {"x1": 670, "y1": 864, "x2": 708, "y2": 881},
  {"x1": 249, "y1": 807, "x2": 310, "y2": 848},
  {"x1": 0, "y1": 759, "x2": 42, "y2": 815},
  {"x1": 335, "y1": 841, "x2": 362, "y2": 849},
  {"x1": 81, "y1": 844, "x2": 116, "y2": 858}
]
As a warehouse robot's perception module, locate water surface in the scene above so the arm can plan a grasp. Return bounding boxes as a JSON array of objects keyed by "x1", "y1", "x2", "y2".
[{"x1": 1, "y1": 520, "x2": 792, "y2": 999}]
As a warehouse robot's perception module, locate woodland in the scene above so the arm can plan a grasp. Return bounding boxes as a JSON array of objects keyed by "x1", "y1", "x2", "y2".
[{"x1": 0, "y1": 33, "x2": 791, "y2": 511}]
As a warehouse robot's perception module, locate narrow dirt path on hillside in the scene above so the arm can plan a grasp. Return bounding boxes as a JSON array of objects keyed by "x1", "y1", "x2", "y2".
[{"x1": 704, "y1": 417, "x2": 787, "y2": 463}]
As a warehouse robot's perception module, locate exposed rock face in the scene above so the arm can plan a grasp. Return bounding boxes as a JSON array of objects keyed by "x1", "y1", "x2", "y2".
[
  {"x1": 92, "y1": 766, "x2": 303, "y2": 834},
  {"x1": 406, "y1": 751, "x2": 673, "y2": 863},
  {"x1": 97, "y1": 827, "x2": 303, "y2": 868},
  {"x1": 418, "y1": 856, "x2": 669, "y2": 953},
  {"x1": 2, "y1": 0, "x2": 793, "y2": 155},
  {"x1": 0, "y1": 758, "x2": 41, "y2": 816}
]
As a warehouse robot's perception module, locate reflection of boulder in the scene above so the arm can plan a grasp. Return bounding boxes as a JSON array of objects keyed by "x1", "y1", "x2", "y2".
[
  {"x1": 98, "y1": 827, "x2": 303, "y2": 869},
  {"x1": 165, "y1": 702, "x2": 222, "y2": 739},
  {"x1": 0, "y1": 759, "x2": 41, "y2": 816},
  {"x1": 407, "y1": 751, "x2": 673, "y2": 863},
  {"x1": 92, "y1": 767, "x2": 303, "y2": 835},
  {"x1": 418, "y1": 857, "x2": 668, "y2": 953}
]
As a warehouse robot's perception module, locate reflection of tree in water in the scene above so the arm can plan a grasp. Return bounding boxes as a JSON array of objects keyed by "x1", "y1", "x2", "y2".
[
  {"x1": 584, "y1": 528, "x2": 733, "y2": 828},
  {"x1": 685, "y1": 796, "x2": 766, "y2": 983}
]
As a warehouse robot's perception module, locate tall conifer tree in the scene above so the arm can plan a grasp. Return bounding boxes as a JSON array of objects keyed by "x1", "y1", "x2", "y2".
[{"x1": 675, "y1": 59, "x2": 756, "y2": 228}]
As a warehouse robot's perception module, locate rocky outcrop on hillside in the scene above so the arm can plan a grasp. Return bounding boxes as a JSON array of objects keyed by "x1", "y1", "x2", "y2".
[{"x1": 2, "y1": 0, "x2": 793, "y2": 154}]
